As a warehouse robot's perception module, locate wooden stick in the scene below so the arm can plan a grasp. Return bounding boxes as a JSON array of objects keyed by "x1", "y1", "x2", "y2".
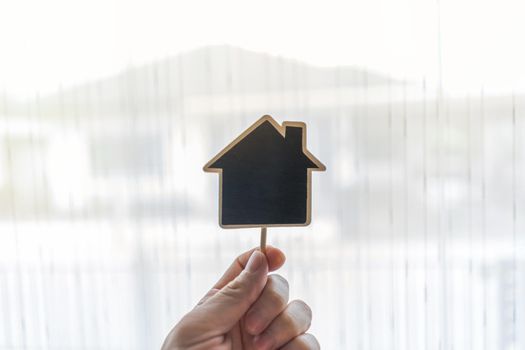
[{"x1": 260, "y1": 227, "x2": 267, "y2": 254}]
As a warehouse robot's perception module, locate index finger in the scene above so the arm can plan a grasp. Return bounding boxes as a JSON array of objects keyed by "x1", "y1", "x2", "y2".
[{"x1": 213, "y1": 246, "x2": 286, "y2": 290}]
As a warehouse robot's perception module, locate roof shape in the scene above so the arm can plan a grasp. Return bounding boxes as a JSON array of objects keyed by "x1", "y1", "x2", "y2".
[{"x1": 203, "y1": 115, "x2": 326, "y2": 172}]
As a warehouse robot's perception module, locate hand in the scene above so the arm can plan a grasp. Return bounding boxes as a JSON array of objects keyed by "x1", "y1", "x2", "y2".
[{"x1": 161, "y1": 246, "x2": 319, "y2": 350}]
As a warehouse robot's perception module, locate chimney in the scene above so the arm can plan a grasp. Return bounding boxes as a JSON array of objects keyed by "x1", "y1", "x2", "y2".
[{"x1": 285, "y1": 126, "x2": 303, "y2": 151}]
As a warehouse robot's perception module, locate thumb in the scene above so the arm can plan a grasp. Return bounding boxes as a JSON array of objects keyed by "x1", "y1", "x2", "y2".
[{"x1": 197, "y1": 250, "x2": 268, "y2": 333}]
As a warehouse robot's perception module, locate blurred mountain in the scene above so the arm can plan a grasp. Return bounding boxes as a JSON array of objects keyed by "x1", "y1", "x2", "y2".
[{"x1": 3, "y1": 46, "x2": 397, "y2": 118}]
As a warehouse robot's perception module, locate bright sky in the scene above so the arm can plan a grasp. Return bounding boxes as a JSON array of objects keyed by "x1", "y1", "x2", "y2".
[{"x1": 1, "y1": 0, "x2": 524, "y2": 97}]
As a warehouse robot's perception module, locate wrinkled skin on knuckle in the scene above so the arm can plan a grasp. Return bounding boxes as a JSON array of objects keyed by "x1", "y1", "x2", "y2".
[
  {"x1": 217, "y1": 270, "x2": 263, "y2": 311},
  {"x1": 225, "y1": 277, "x2": 245, "y2": 295},
  {"x1": 223, "y1": 272, "x2": 251, "y2": 297}
]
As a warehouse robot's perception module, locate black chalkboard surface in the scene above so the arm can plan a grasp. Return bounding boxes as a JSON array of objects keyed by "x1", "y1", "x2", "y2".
[{"x1": 204, "y1": 115, "x2": 325, "y2": 228}]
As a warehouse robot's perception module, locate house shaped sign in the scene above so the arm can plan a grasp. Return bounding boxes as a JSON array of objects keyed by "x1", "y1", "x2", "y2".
[{"x1": 204, "y1": 115, "x2": 325, "y2": 251}]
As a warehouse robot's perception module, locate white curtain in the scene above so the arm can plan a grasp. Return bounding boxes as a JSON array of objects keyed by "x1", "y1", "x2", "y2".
[{"x1": 1, "y1": 2, "x2": 524, "y2": 350}]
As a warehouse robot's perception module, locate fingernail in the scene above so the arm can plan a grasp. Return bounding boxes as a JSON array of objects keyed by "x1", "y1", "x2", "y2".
[{"x1": 246, "y1": 250, "x2": 264, "y2": 273}]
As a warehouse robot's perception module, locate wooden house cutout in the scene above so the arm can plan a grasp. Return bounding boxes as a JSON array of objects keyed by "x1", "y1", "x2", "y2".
[{"x1": 204, "y1": 115, "x2": 326, "y2": 228}]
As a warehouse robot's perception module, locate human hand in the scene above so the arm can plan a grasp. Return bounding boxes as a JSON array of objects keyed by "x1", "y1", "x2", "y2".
[{"x1": 161, "y1": 246, "x2": 319, "y2": 350}]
